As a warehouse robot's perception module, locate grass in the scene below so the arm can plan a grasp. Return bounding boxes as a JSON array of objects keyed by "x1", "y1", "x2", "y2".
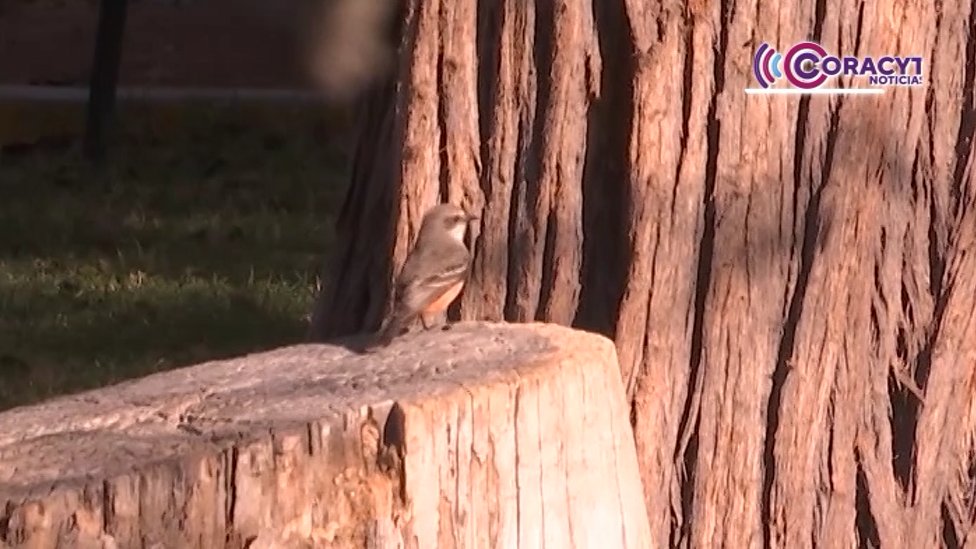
[{"x1": 0, "y1": 102, "x2": 351, "y2": 411}]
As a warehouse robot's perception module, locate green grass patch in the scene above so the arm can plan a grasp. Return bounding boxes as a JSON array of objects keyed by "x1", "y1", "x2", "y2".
[{"x1": 0, "y1": 103, "x2": 350, "y2": 410}]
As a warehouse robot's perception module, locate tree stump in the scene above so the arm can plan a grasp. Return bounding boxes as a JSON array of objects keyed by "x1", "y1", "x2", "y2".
[{"x1": 0, "y1": 323, "x2": 650, "y2": 548}]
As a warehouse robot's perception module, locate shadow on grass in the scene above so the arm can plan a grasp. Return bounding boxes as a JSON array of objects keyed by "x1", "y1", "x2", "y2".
[
  {"x1": 0, "y1": 274, "x2": 311, "y2": 409},
  {"x1": 0, "y1": 103, "x2": 351, "y2": 411}
]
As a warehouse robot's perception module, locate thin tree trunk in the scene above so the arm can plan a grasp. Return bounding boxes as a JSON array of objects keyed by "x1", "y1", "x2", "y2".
[
  {"x1": 310, "y1": 0, "x2": 976, "y2": 546},
  {"x1": 84, "y1": 0, "x2": 128, "y2": 163}
]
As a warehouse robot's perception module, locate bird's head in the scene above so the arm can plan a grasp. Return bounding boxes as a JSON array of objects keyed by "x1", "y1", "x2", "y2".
[{"x1": 421, "y1": 203, "x2": 479, "y2": 242}]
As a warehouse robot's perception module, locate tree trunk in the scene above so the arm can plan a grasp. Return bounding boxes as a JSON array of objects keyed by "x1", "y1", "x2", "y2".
[
  {"x1": 310, "y1": 0, "x2": 976, "y2": 546},
  {"x1": 83, "y1": 0, "x2": 129, "y2": 163}
]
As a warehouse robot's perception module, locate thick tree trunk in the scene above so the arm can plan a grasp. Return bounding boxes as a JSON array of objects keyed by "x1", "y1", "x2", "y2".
[{"x1": 310, "y1": 0, "x2": 976, "y2": 546}]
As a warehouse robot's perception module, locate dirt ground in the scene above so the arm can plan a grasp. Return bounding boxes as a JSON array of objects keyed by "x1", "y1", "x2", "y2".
[{"x1": 0, "y1": 0, "x2": 315, "y2": 88}]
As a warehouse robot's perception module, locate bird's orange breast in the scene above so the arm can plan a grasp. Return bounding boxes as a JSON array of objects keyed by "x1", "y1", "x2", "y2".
[{"x1": 422, "y1": 281, "x2": 465, "y2": 315}]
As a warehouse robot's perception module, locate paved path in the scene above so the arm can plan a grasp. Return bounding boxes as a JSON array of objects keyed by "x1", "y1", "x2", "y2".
[{"x1": 0, "y1": 85, "x2": 325, "y2": 104}]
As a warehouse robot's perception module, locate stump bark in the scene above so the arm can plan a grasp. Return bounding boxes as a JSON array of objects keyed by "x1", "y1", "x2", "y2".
[{"x1": 0, "y1": 323, "x2": 650, "y2": 549}]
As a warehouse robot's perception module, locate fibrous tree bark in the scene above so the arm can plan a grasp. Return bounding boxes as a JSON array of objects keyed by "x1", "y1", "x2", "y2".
[{"x1": 310, "y1": 0, "x2": 976, "y2": 546}]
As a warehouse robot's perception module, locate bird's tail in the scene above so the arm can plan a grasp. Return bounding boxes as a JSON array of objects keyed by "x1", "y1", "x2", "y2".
[{"x1": 366, "y1": 309, "x2": 411, "y2": 350}]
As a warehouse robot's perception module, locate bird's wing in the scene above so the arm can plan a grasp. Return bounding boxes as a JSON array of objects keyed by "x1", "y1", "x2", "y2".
[{"x1": 397, "y1": 243, "x2": 470, "y2": 310}]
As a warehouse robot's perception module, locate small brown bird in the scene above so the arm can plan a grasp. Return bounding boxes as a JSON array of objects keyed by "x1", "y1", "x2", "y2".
[{"x1": 371, "y1": 203, "x2": 478, "y2": 347}]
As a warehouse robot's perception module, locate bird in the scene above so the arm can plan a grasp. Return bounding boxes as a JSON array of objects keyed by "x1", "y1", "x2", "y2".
[{"x1": 369, "y1": 203, "x2": 479, "y2": 348}]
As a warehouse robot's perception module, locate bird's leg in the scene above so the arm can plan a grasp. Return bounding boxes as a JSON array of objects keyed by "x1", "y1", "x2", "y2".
[{"x1": 421, "y1": 313, "x2": 449, "y2": 331}]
